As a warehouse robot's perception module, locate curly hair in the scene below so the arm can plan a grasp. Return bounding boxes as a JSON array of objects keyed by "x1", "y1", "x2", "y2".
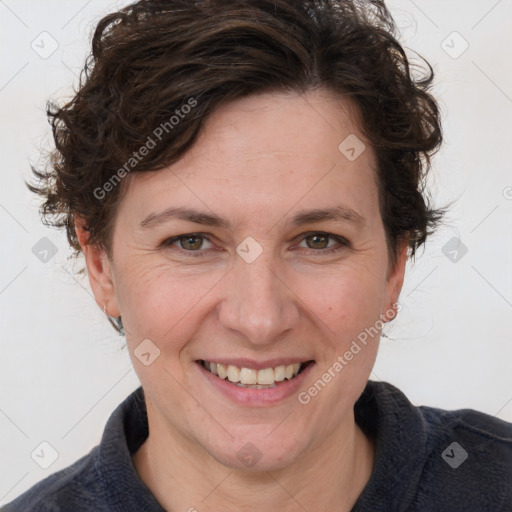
[{"x1": 29, "y1": 0, "x2": 444, "y2": 280}]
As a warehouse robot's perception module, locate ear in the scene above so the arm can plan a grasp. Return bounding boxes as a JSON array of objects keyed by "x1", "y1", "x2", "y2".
[
  {"x1": 75, "y1": 218, "x2": 120, "y2": 317},
  {"x1": 383, "y1": 240, "x2": 409, "y2": 320}
]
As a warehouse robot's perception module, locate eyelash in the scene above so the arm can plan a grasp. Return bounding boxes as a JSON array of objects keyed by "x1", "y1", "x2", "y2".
[{"x1": 161, "y1": 232, "x2": 350, "y2": 258}]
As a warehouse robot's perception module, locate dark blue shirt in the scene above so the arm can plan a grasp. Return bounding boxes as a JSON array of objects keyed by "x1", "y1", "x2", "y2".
[{"x1": 3, "y1": 380, "x2": 512, "y2": 511}]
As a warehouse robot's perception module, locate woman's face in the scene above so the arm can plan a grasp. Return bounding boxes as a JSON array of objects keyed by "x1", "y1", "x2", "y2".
[{"x1": 88, "y1": 89, "x2": 406, "y2": 471}]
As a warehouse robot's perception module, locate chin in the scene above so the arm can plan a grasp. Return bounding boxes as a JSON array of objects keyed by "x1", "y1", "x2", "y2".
[{"x1": 206, "y1": 430, "x2": 308, "y2": 472}]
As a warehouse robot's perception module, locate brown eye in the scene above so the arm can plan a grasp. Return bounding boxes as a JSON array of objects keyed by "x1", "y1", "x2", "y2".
[
  {"x1": 162, "y1": 233, "x2": 214, "y2": 256},
  {"x1": 305, "y1": 234, "x2": 330, "y2": 250},
  {"x1": 297, "y1": 232, "x2": 350, "y2": 255},
  {"x1": 179, "y1": 235, "x2": 204, "y2": 251}
]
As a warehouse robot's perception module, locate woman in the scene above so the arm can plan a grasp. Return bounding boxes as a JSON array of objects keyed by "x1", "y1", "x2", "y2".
[{"x1": 4, "y1": 0, "x2": 511, "y2": 510}]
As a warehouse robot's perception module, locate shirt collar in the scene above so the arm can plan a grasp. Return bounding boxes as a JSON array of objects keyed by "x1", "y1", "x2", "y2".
[
  {"x1": 96, "y1": 386, "x2": 165, "y2": 511},
  {"x1": 351, "y1": 380, "x2": 428, "y2": 510}
]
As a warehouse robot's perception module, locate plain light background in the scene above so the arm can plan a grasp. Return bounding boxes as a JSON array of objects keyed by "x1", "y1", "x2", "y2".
[{"x1": 1, "y1": 0, "x2": 511, "y2": 504}]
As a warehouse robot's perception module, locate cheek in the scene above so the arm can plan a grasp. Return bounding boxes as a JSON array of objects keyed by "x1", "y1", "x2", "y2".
[
  {"x1": 114, "y1": 259, "x2": 222, "y2": 341},
  {"x1": 297, "y1": 263, "x2": 387, "y2": 339}
]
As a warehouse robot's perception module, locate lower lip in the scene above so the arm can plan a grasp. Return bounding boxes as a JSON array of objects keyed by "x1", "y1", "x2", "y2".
[{"x1": 196, "y1": 361, "x2": 315, "y2": 406}]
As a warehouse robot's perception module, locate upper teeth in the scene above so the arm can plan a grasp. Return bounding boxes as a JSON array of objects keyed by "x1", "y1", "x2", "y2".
[{"x1": 203, "y1": 360, "x2": 303, "y2": 385}]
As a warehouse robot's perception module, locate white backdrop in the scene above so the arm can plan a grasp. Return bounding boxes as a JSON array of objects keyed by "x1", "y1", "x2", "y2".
[{"x1": 1, "y1": 0, "x2": 511, "y2": 504}]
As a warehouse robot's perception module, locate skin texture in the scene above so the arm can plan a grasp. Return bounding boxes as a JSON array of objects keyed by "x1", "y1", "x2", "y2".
[{"x1": 77, "y1": 89, "x2": 408, "y2": 511}]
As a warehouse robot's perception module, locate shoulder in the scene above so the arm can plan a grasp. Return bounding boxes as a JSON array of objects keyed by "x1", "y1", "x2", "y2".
[
  {"x1": 420, "y1": 401, "x2": 512, "y2": 443},
  {"x1": 1, "y1": 448, "x2": 105, "y2": 511},
  {"x1": 419, "y1": 401, "x2": 512, "y2": 467},
  {"x1": 414, "y1": 398, "x2": 512, "y2": 510},
  {"x1": 1, "y1": 387, "x2": 151, "y2": 512},
  {"x1": 358, "y1": 381, "x2": 512, "y2": 511}
]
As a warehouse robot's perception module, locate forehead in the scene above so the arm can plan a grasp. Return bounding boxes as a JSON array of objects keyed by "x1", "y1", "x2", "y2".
[
  {"x1": 180, "y1": 89, "x2": 370, "y2": 172},
  {"x1": 118, "y1": 89, "x2": 380, "y2": 230}
]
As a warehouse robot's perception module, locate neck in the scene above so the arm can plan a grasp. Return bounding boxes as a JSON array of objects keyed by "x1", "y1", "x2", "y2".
[{"x1": 132, "y1": 404, "x2": 375, "y2": 512}]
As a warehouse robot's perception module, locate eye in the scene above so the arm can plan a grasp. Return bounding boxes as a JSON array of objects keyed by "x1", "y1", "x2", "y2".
[
  {"x1": 161, "y1": 231, "x2": 350, "y2": 258},
  {"x1": 296, "y1": 232, "x2": 350, "y2": 254},
  {"x1": 161, "y1": 233, "x2": 213, "y2": 256}
]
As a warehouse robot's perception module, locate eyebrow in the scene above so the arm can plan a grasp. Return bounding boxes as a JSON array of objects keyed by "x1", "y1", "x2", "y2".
[{"x1": 140, "y1": 205, "x2": 366, "y2": 230}]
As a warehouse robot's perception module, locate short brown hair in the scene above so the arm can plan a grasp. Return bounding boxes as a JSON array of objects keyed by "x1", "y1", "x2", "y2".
[{"x1": 29, "y1": 0, "x2": 445, "y2": 269}]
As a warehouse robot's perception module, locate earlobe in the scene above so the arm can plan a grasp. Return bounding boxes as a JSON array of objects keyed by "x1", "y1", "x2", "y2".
[{"x1": 75, "y1": 219, "x2": 120, "y2": 317}]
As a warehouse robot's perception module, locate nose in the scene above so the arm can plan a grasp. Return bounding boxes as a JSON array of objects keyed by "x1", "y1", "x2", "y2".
[{"x1": 217, "y1": 251, "x2": 301, "y2": 345}]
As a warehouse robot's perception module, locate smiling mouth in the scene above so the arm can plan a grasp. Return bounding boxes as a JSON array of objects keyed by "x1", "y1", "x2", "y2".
[{"x1": 198, "y1": 359, "x2": 314, "y2": 389}]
